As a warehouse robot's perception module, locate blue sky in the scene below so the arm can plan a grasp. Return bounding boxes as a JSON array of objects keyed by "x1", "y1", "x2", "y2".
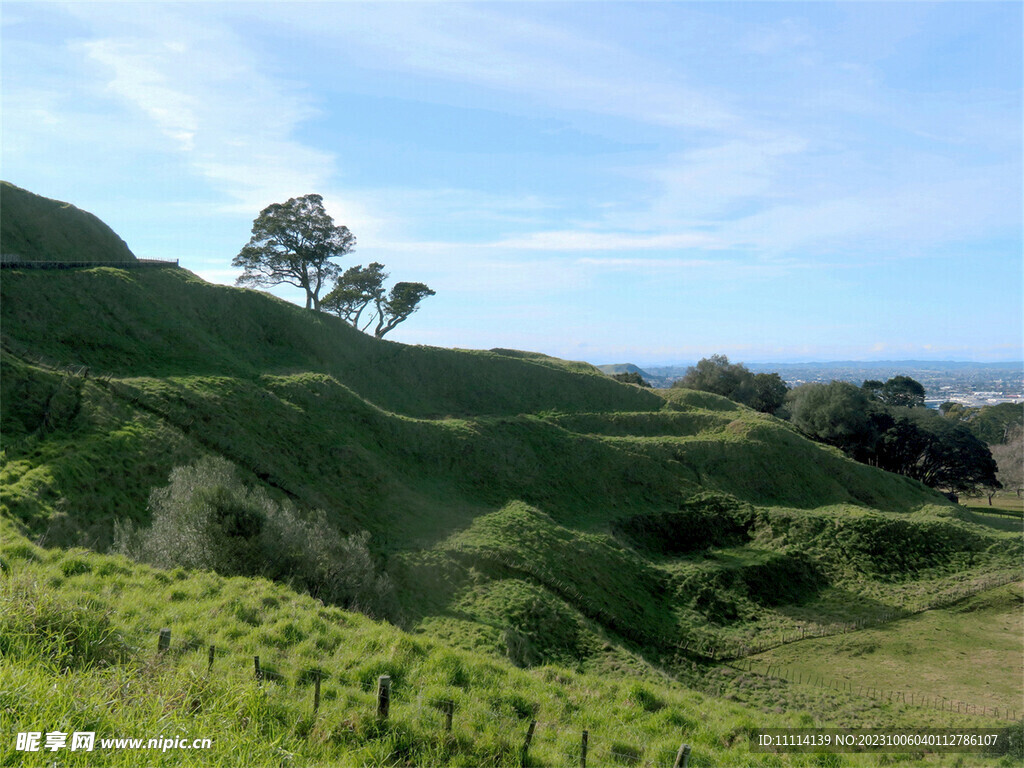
[{"x1": 3, "y1": 1, "x2": 1021, "y2": 364}]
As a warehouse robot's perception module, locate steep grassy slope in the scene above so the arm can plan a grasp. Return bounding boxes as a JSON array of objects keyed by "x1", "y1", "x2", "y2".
[
  {"x1": 0, "y1": 524, "x2": 802, "y2": 768},
  {"x1": 4, "y1": 524, "x2": 1016, "y2": 768},
  {"x1": 0, "y1": 182, "x2": 137, "y2": 263}
]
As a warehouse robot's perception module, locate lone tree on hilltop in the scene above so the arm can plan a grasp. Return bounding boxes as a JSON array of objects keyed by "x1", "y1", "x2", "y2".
[
  {"x1": 323, "y1": 262, "x2": 435, "y2": 339},
  {"x1": 323, "y1": 262, "x2": 388, "y2": 329},
  {"x1": 233, "y1": 194, "x2": 355, "y2": 311}
]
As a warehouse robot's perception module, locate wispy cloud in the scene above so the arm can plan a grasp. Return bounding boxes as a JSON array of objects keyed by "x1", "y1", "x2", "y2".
[
  {"x1": 72, "y1": 6, "x2": 335, "y2": 212},
  {"x1": 724, "y1": 172, "x2": 1019, "y2": 256},
  {"x1": 264, "y1": 3, "x2": 738, "y2": 132},
  {"x1": 3, "y1": 2, "x2": 1017, "y2": 360}
]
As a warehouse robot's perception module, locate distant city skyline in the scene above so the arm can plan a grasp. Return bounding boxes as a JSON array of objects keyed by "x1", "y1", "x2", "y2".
[{"x1": 4, "y1": 2, "x2": 1021, "y2": 363}]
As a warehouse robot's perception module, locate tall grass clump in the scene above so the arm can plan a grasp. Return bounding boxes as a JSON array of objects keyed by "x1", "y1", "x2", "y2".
[
  {"x1": 0, "y1": 575, "x2": 129, "y2": 672},
  {"x1": 114, "y1": 456, "x2": 394, "y2": 618}
]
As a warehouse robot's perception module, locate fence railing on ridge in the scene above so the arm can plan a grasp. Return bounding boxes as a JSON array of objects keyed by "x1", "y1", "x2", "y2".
[{"x1": 0, "y1": 257, "x2": 179, "y2": 269}]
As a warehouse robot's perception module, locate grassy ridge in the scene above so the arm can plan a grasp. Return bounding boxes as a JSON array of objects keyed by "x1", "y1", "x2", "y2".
[
  {"x1": 0, "y1": 268, "x2": 661, "y2": 418},
  {"x1": 3, "y1": 268, "x2": 1018, "y2": 643},
  {"x1": 9, "y1": 333, "x2": 1013, "y2": 670}
]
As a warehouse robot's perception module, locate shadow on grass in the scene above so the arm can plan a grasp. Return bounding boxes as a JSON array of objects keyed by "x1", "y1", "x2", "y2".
[
  {"x1": 953, "y1": 507, "x2": 1024, "y2": 533},
  {"x1": 771, "y1": 587, "x2": 913, "y2": 626}
]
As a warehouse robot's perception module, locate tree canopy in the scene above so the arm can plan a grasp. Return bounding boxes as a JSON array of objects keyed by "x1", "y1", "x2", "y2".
[
  {"x1": 750, "y1": 373, "x2": 789, "y2": 415},
  {"x1": 322, "y1": 262, "x2": 387, "y2": 330},
  {"x1": 323, "y1": 264, "x2": 435, "y2": 339},
  {"x1": 787, "y1": 381, "x2": 874, "y2": 449},
  {"x1": 877, "y1": 375, "x2": 926, "y2": 408},
  {"x1": 671, "y1": 354, "x2": 788, "y2": 414},
  {"x1": 611, "y1": 371, "x2": 651, "y2": 387},
  {"x1": 939, "y1": 401, "x2": 1024, "y2": 445},
  {"x1": 873, "y1": 409, "x2": 999, "y2": 495},
  {"x1": 373, "y1": 281, "x2": 436, "y2": 339},
  {"x1": 786, "y1": 377, "x2": 1000, "y2": 496},
  {"x1": 233, "y1": 194, "x2": 355, "y2": 311}
]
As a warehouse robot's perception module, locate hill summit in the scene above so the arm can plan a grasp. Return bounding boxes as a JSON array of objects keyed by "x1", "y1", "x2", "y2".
[{"x1": 0, "y1": 181, "x2": 137, "y2": 264}]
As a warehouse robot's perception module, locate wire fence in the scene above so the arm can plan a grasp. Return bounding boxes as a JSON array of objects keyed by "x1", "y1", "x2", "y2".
[
  {"x1": 728, "y1": 657, "x2": 1019, "y2": 722},
  {"x1": 959, "y1": 506, "x2": 1023, "y2": 520},
  {"x1": 709, "y1": 570, "x2": 1020, "y2": 662},
  {"x1": 100, "y1": 623, "x2": 696, "y2": 768}
]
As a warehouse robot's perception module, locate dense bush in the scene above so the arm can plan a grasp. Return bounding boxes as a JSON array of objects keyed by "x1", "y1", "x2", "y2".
[
  {"x1": 611, "y1": 371, "x2": 650, "y2": 387},
  {"x1": 670, "y1": 355, "x2": 788, "y2": 414},
  {"x1": 115, "y1": 457, "x2": 394, "y2": 618},
  {"x1": 787, "y1": 380, "x2": 999, "y2": 495}
]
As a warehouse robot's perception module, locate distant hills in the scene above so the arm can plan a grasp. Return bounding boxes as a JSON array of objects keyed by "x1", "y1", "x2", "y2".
[{"x1": 600, "y1": 360, "x2": 1023, "y2": 393}]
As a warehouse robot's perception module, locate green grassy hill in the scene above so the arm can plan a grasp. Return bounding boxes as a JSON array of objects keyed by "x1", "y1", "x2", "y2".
[
  {"x1": 0, "y1": 182, "x2": 137, "y2": 264},
  {"x1": 2, "y1": 191, "x2": 1021, "y2": 765}
]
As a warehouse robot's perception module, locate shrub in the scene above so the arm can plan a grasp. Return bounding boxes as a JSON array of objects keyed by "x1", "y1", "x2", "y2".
[
  {"x1": 114, "y1": 456, "x2": 273, "y2": 575},
  {"x1": 115, "y1": 456, "x2": 394, "y2": 617}
]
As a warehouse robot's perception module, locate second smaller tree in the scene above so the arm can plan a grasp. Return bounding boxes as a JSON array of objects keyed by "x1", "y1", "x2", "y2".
[{"x1": 323, "y1": 263, "x2": 434, "y2": 339}]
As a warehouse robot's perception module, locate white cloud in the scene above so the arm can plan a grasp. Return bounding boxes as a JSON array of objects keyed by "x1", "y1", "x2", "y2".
[
  {"x1": 626, "y1": 135, "x2": 810, "y2": 227},
  {"x1": 262, "y1": 3, "x2": 737, "y2": 131},
  {"x1": 71, "y1": 6, "x2": 336, "y2": 212}
]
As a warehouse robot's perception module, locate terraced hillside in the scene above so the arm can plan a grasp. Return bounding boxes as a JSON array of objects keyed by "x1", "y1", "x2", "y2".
[
  {"x1": 1, "y1": 190, "x2": 1021, "y2": 765},
  {"x1": 4, "y1": 264, "x2": 1018, "y2": 667}
]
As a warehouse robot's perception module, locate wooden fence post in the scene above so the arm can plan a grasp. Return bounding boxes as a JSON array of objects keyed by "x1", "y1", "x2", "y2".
[
  {"x1": 314, "y1": 672, "x2": 321, "y2": 714},
  {"x1": 208, "y1": 645, "x2": 215, "y2": 674},
  {"x1": 254, "y1": 656, "x2": 263, "y2": 684},
  {"x1": 444, "y1": 700, "x2": 454, "y2": 732},
  {"x1": 580, "y1": 730, "x2": 588, "y2": 768},
  {"x1": 673, "y1": 743, "x2": 691, "y2": 768},
  {"x1": 157, "y1": 628, "x2": 171, "y2": 655},
  {"x1": 377, "y1": 675, "x2": 391, "y2": 720},
  {"x1": 520, "y1": 720, "x2": 536, "y2": 768}
]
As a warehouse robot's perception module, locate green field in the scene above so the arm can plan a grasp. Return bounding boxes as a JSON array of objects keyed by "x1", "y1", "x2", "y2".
[
  {"x1": 963, "y1": 493, "x2": 1024, "y2": 517},
  {"x1": 745, "y1": 582, "x2": 1023, "y2": 717}
]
